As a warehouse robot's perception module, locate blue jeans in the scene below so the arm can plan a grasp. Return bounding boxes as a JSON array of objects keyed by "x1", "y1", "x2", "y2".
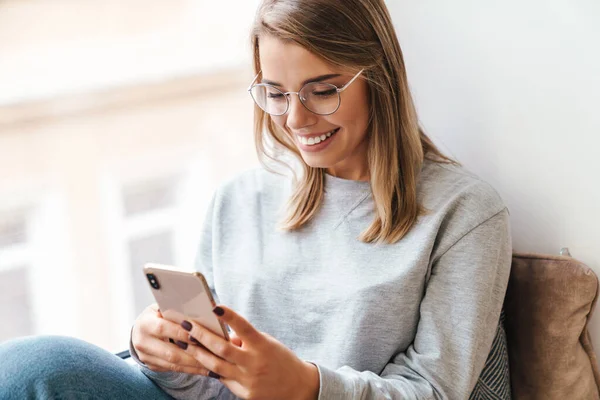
[{"x1": 0, "y1": 335, "x2": 173, "y2": 400}]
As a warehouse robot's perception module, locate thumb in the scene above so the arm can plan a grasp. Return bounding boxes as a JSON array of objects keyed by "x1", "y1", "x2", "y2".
[{"x1": 150, "y1": 303, "x2": 163, "y2": 318}]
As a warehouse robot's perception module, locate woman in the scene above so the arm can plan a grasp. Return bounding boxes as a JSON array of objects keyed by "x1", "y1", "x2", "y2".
[{"x1": 0, "y1": 0, "x2": 512, "y2": 399}]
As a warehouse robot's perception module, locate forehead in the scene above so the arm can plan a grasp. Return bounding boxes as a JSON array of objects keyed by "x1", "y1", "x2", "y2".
[{"x1": 258, "y1": 35, "x2": 337, "y2": 88}]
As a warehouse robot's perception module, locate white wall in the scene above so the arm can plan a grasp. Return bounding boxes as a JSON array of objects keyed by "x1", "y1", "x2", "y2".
[{"x1": 387, "y1": 0, "x2": 600, "y2": 353}]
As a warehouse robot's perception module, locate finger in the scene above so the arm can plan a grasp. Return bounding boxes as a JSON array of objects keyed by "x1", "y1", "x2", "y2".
[
  {"x1": 143, "y1": 315, "x2": 195, "y2": 344},
  {"x1": 140, "y1": 352, "x2": 210, "y2": 375},
  {"x1": 187, "y1": 336, "x2": 210, "y2": 351},
  {"x1": 183, "y1": 339, "x2": 240, "y2": 380},
  {"x1": 149, "y1": 303, "x2": 161, "y2": 316},
  {"x1": 212, "y1": 305, "x2": 261, "y2": 344},
  {"x1": 181, "y1": 319, "x2": 246, "y2": 365},
  {"x1": 135, "y1": 337, "x2": 208, "y2": 369}
]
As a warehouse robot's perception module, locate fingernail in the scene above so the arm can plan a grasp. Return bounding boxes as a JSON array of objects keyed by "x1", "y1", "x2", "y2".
[
  {"x1": 181, "y1": 320, "x2": 192, "y2": 331},
  {"x1": 175, "y1": 340, "x2": 188, "y2": 350},
  {"x1": 213, "y1": 307, "x2": 224, "y2": 316},
  {"x1": 189, "y1": 336, "x2": 201, "y2": 345},
  {"x1": 208, "y1": 371, "x2": 221, "y2": 379}
]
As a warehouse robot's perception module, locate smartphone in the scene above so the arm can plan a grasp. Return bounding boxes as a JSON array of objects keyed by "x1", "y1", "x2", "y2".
[{"x1": 143, "y1": 263, "x2": 229, "y2": 340}]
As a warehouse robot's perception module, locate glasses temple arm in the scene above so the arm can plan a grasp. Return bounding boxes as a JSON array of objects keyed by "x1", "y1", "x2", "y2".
[
  {"x1": 338, "y1": 69, "x2": 365, "y2": 92},
  {"x1": 247, "y1": 71, "x2": 262, "y2": 91}
]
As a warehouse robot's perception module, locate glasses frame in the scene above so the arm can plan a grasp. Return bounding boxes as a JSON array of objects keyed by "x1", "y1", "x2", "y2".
[{"x1": 247, "y1": 69, "x2": 364, "y2": 116}]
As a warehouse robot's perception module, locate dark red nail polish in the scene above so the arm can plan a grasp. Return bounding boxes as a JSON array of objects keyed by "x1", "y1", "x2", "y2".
[
  {"x1": 208, "y1": 371, "x2": 221, "y2": 379},
  {"x1": 213, "y1": 307, "x2": 224, "y2": 316},
  {"x1": 181, "y1": 320, "x2": 192, "y2": 331},
  {"x1": 175, "y1": 340, "x2": 188, "y2": 350}
]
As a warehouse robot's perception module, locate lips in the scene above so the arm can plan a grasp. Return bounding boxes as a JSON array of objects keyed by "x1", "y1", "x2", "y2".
[
  {"x1": 296, "y1": 128, "x2": 340, "y2": 146},
  {"x1": 294, "y1": 127, "x2": 340, "y2": 152}
]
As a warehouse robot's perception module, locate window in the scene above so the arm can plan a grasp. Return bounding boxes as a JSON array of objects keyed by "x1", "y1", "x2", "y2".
[
  {"x1": 121, "y1": 176, "x2": 179, "y2": 318},
  {"x1": 0, "y1": 266, "x2": 33, "y2": 342},
  {"x1": 0, "y1": 210, "x2": 33, "y2": 342},
  {"x1": 122, "y1": 178, "x2": 177, "y2": 217},
  {"x1": 1, "y1": 1, "x2": 257, "y2": 351},
  {"x1": 0, "y1": 212, "x2": 27, "y2": 248},
  {"x1": 128, "y1": 231, "x2": 174, "y2": 316}
]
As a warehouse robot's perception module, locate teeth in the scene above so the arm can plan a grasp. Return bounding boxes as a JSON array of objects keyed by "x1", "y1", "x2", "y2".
[{"x1": 297, "y1": 129, "x2": 337, "y2": 146}]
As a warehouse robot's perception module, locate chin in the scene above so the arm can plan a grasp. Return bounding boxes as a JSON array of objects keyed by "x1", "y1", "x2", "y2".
[{"x1": 299, "y1": 154, "x2": 335, "y2": 169}]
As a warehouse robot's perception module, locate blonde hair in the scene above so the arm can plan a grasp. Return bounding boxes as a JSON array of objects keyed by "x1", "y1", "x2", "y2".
[{"x1": 251, "y1": 0, "x2": 459, "y2": 244}]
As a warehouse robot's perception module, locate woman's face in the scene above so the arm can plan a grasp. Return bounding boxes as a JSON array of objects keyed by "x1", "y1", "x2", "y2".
[{"x1": 258, "y1": 35, "x2": 371, "y2": 181}]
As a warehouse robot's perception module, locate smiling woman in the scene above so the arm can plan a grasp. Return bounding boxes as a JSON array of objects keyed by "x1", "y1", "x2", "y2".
[
  {"x1": 0, "y1": 1, "x2": 512, "y2": 399},
  {"x1": 255, "y1": 37, "x2": 371, "y2": 180},
  {"x1": 249, "y1": 3, "x2": 458, "y2": 244}
]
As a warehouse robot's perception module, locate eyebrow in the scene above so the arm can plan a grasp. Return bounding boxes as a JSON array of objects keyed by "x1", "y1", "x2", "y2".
[{"x1": 261, "y1": 73, "x2": 342, "y2": 87}]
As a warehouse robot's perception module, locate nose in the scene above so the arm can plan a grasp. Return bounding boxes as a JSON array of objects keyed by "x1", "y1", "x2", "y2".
[{"x1": 285, "y1": 94, "x2": 317, "y2": 131}]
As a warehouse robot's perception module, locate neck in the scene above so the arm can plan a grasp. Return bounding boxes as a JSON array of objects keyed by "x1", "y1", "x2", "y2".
[{"x1": 325, "y1": 168, "x2": 370, "y2": 181}]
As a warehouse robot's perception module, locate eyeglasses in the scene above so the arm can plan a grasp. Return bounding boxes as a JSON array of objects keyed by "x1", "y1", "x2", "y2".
[{"x1": 247, "y1": 69, "x2": 364, "y2": 116}]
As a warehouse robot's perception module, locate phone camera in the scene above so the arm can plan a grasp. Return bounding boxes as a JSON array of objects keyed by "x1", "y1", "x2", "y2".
[{"x1": 146, "y1": 273, "x2": 160, "y2": 289}]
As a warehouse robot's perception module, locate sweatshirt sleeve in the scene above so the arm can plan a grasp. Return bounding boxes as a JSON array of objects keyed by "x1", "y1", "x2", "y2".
[
  {"x1": 129, "y1": 191, "x2": 239, "y2": 400},
  {"x1": 313, "y1": 208, "x2": 512, "y2": 400}
]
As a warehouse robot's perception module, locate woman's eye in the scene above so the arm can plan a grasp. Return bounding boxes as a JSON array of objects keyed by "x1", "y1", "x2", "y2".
[
  {"x1": 312, "y1": 89, "x2": 337, "y2": 97},
  {"x1": 267, "y1": 92, "x2": 285, "y2": 99}
]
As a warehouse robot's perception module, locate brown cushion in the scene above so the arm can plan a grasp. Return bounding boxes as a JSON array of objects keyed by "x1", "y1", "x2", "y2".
[{"x1": 503, "y1": 253, "x2": 600, "y2": 399}]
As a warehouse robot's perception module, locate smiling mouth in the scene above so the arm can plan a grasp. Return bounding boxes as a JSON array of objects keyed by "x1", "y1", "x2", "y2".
[{"x1": 296, "y1": 128, "x2": 340, "y2": 146}]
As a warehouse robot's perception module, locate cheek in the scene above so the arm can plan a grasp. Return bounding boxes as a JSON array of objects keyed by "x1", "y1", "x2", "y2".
[
  {"x1": 271, "y1": 116, "x2": 287, "y2": 131},
  {"x1": 336, "y1": 108, "x2": 369, "y2": 137},
  {"x1": 336, "y1": 96, "x2": 369, "y2": 135}
]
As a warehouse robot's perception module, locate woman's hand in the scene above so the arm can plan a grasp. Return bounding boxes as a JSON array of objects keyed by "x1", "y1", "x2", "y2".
[
  {"x1": 180, "y1": 305, "x2": 320, "y2": 400},
  {"x1": 131, "y1": 304, "x2": 242, "y2": 375}
]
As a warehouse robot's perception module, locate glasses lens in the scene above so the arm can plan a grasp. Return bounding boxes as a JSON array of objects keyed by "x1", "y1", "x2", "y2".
[
  {"x1": 250, "y1": 84, "x2": 287, "y2": 116},
  {"x1": 300, "y1": 82, "x2": 340, "y2": 115}
]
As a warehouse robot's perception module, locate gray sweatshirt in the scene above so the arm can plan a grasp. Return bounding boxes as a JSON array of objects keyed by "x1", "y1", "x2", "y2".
[{"x1": 130, "y1": 158, "x2": 512, "y2": 399}]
